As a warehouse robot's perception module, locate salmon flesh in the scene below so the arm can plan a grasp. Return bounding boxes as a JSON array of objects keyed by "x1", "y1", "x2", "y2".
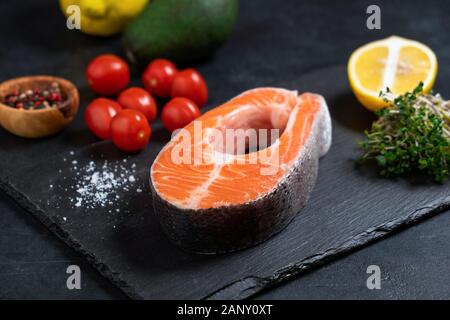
[{"x1": 150, "y1": 88, "x2": 332, "y2": 254}]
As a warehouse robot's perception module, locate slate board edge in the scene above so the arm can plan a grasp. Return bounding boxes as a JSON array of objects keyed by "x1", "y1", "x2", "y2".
[
  {"x1": 2, "y1": 175, "x2": 450, "y2": 300},
  {"x1": 0, "y1": 179, "x2": 138, "y2": 300},
  {"x1": 204, "y1": 199, "x2": 450, "y2": 299}
]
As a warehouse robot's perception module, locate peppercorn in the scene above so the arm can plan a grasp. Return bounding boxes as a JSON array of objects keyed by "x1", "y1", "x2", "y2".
[{"x1": 1, "y1": 83, "x2": 65, "y2": 110}]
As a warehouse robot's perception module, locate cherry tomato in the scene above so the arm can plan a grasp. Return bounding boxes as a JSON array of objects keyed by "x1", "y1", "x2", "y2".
[
  {"x1": 142, "y1": 59, "x2": 178, "y2": 98},
  {"x1": 117, "y1": 87, "x2": 157, "y2": 123},
  {"x1": 111, "y1": 109, "x2": 151, "y2": 152},
  {"x1": 86, "y1": 54, "x2": 130, "y2": 96},
  {"x1": 85, "y1": 98, "x2": 122, "y2": 140},
  {"x1": 161, "y1": 97, "x2": 201, "y2": 132},
  {"x1": 171, "y1": 69, "x2": 208, "y2": 108}
]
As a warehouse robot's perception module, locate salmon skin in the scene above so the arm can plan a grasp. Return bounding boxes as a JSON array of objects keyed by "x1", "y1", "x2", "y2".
[{"x1": 151, "y1": 88, "x2": 332, "y2": 254}]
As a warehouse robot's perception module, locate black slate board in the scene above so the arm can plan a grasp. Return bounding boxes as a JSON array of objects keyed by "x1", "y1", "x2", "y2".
[{"x1": 2, "y1": 65, "x2": 450, "y2": 300}]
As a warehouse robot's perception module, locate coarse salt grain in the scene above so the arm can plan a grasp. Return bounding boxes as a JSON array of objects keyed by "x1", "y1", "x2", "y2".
[{"x1": 67, "y1": 159, "x2": 141, "y2": 209}]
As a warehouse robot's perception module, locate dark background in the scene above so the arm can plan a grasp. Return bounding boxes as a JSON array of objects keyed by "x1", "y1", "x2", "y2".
[{"x1": 1, "y1": 0, "x2": 450, "y2": 299}]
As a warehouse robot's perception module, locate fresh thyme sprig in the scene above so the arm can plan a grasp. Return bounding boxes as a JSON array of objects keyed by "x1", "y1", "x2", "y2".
[{"x1": 358, "y1": 82, "x2": 450, "y2": 183}]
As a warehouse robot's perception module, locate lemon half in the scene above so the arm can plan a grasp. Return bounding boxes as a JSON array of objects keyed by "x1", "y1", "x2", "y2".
[{"x1": 348, "y1": 36, "x2": 438, "y2": 111}]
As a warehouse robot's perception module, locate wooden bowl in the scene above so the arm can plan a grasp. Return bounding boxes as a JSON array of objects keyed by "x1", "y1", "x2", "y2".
[{"x1": 0, "y1": 76, "x2": 79, "y2": 138}]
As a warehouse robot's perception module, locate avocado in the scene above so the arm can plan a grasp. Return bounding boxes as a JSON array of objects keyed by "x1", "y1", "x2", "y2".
[{"x1": 123, "y1": 0, "x2": 239, "y2": 65}]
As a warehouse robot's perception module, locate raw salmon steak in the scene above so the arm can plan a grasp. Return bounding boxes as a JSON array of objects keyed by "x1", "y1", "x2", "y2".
[{"x1": 151, "y1": 88, "x2": 332, "y2": 254}]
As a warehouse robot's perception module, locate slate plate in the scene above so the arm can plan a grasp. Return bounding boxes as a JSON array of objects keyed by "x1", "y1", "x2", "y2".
[{"x1": 1, "y1": 66, "x2": 450, "y2": 300}]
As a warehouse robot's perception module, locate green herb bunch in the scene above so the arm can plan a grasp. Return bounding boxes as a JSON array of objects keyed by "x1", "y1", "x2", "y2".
[{"x1": 358, "y1": 82, "x2": 450, "y2": 183}]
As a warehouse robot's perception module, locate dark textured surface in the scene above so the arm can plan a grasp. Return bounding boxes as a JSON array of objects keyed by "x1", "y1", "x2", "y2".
[
  {"x1": 3, "y1": 63, "x2": 450, "y2": 300},
  {"x1": 256, "y1": 210, "x2": 450, "y2": 300},
  {"x1": 1, "y1": 0, "x2": 450, "y2": 299}
]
